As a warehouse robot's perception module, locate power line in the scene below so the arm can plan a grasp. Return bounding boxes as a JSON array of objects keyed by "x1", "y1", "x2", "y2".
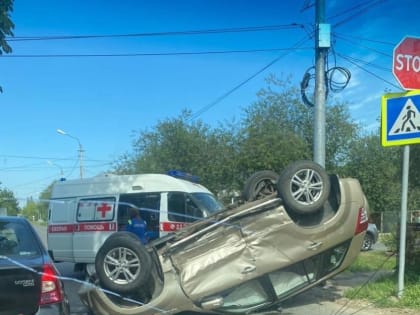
[
  {"x1": 334, "y1": 32, "x2": 395, "y2": 46},
  {"x1": 333, "y1": 1, "x2": 387, "y2": 29},
  {"x1": 0, "y1": 162, "x2": 112, "y2": 172},
  {"x1": 337, "y1": 54, "x2": 390, "y2": 72},
  {"x1": 334, "y1": 33, "x2": 392, "y2": 58},
  {"x1": 336, "y1": 52, "x2": 402, "y2": 91},
  {"x1": 328, "y1": 0, "x2": 387, "y2": 24},
  {"x1": 0, "y1": 47, "x2": 312, "y2": 59},
  {"x1": 0, "y1": 154, "x2": 110, "y2": 163},
  {"x1": 7, "y1": 24, "x2": 304, "y2": 42},
  {"x1": 189, "y1": 35, "x2": 313, "y2": 121}
]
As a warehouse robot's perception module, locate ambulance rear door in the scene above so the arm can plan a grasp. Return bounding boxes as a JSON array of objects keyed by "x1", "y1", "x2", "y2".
[{"x1": 47, "y1": 198, "x2": 76, "y2": 262}]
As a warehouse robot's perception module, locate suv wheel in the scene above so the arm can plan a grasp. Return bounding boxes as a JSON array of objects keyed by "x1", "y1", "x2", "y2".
[
  {"x1": 242, "y1": 170, "x2": 280, "y2": 202},
  {"x1": 277, "y1": 160, "x2": 330, "y2": 215},
  {"x1": 362, "y1": 233, "x2": 373, "y2": 251},
  {"x1": 95, "y1": 232, "x2": 152, "y2": 294}
]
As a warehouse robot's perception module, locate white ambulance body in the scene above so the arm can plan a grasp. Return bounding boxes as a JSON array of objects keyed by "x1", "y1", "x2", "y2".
[{"x1": 47, "y1": 172, "x2": 223, "y2": 269}]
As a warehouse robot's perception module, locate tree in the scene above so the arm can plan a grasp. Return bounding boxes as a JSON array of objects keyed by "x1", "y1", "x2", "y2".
[
  {"x1": 38, "y1": 183, "x2": 53, "y2": 221},
  {"x1": 113, "y1": 110, "x2": 240, "y2": 194},
  {"x1": 0, "y1": 0, "x2": 14, "y2": 93},
  {"x1": 340, "y1": 133, "x2": 401, "y2": 215},
  {"x1": 0, "y1": 0, "x2": 14, "y2": 54},
  {"x1": 21, "y1": 197, "x2": 40, "y2": 221},
  {"x1": 240, "y1": 75, "x2": 359, "y2": 173},
  {"x1": 113, "y1": 75, "x2": 361, "y2": 202},
  {"x1": 0, "y1": 187, "x2": 20, "y2": 216},
  {"x1": 409, "y1": 145, "x2": 420, "y2": 189}
]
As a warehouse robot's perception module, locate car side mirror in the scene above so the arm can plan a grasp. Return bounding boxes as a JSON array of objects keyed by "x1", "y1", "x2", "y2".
[{"x1": 201, "y1": 296, "x2": 224, "y2": 310}]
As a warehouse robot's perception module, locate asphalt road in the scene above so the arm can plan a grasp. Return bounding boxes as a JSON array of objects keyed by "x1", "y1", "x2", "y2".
[{"x1": 31, "y1": 222, "x2": 385, "y2": 315}]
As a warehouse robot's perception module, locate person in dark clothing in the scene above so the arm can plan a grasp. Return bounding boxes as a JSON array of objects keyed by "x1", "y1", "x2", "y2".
[{"x1": 125, "y1": 207, "x2": 148, "y2": 245}]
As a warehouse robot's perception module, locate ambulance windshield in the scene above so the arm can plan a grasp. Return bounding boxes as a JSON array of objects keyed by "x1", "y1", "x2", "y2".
[{"x1": 192, "y1": 193, "x2": 224, "y2": 214}]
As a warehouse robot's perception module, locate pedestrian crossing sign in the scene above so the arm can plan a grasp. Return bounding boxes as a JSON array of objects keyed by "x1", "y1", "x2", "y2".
[{"x1": 381, "y1": 90, "x2": 420, "y2": 147}]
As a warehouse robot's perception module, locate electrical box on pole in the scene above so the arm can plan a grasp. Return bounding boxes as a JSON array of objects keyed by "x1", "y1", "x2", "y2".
[{"x1": 318, "y1": 24, "x2": 331, "y2": 48}]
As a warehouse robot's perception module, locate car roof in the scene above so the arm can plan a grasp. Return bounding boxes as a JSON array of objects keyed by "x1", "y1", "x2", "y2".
[
  {"x1": 51, "y1": 173, "x2": 213, "y2": 199},
  {"x1": 0, "y1": 216, "x2": 29, "y2": 223}
]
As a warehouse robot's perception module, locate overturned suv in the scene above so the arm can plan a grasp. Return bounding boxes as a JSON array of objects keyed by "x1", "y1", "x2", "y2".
[{"x1": 80, "y1": 161, "x2": 369, "y2": 314}]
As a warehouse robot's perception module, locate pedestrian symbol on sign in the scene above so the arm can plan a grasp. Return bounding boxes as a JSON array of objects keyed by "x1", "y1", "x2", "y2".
[{"x1": 389, "y1": 98, "x2": 420, "y2": 135}]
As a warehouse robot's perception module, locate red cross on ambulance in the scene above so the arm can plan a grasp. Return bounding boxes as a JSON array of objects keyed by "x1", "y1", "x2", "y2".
[{"x1": 95, "y1": 202, "x2": 114, "y2": 219}]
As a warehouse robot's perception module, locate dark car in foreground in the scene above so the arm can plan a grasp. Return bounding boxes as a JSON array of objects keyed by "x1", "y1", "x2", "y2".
[
  {"x1": 80, "y1": 160, "x2": 369, "y2": 315},
  {"x1": 0, "y1": 216, "x2": 70, "y2": 315}
]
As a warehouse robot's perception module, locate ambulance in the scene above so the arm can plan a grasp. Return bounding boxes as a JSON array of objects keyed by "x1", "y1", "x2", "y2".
[{"x1": 47, "y1": 171, "x2": 223, "y2": 274}]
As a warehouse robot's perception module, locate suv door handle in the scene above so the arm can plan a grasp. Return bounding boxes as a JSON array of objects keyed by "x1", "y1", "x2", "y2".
[
  {"x1": 241, "y1": 266, "x2": 256, "y2": 274},
  {"x1": 307, "y1": 242, "x2": 323, "y2": 251}
]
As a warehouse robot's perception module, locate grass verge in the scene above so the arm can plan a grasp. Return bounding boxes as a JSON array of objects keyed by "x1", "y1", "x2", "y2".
[{"x1": 345, "y1": 251, "x2": 420, "y2": 309}]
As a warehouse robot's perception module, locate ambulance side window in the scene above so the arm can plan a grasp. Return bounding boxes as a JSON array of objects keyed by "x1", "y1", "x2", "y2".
[
  {"x1": 168, "y1": 192, "x2": 203, "y2": 223},
  {"x1": 77, "y1": 197, "x2": 116, "y2": 222},
  {"x1": 118, "y1": 193, "x2": 161, "y2": 231}
]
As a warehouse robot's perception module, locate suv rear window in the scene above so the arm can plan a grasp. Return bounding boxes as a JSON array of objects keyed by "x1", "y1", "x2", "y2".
[{"x1": 0, "y1": 220, "x2": 41, "y2": 257}]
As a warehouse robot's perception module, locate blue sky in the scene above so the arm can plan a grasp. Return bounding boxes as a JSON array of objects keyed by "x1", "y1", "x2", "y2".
[{"x1": 0, "y1": 0, "x2": 418, "y2": 205}]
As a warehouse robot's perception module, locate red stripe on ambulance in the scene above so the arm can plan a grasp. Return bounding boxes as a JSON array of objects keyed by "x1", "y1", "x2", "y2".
[
  {"x1": 48, "y1": 224, "x2": 75, "y2": 233},
  {"x1": 160, "y1": 222, "x2": 188, "y2": 232},
  {"x1": 78, "y1": 222, "x2": 116, "y2": 232},
  {"x1": 48, "y1": 222, "x2": 116, "y2": 233}
]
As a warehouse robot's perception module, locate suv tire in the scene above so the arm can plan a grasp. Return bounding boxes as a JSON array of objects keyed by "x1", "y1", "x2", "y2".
[
  {"x1": 95, "y1": 232, "x2": 152, "y2": 294},
  {"x1": 242, "y1": 170, "x2": 280, "y2": 202},
  {"x1": 277, "y1": 160, "x2": 330, "y2": 215}
]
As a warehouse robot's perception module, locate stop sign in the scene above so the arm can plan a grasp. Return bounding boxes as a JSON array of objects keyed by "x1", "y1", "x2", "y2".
[{"x1": 393, "y1": 36, "x2": 420, "y2": 90}]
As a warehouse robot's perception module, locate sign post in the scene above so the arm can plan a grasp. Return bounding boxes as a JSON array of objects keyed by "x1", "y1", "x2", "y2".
[{"x1": 385, "y1": 35, "x2": 420, "y2": 299}]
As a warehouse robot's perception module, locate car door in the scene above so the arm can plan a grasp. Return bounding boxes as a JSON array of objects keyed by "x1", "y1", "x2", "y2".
[
  {"x1": 169, "y1": 199, "x2": 290, "y2": 301},
  {"x1": 48, "y1": 198, "x2": 75, "y2": 261},
  {"x1": 73, "y1": 196, "x2": 117, "y2": 262}
]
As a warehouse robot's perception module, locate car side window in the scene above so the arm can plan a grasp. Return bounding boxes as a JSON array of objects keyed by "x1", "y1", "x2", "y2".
[
  {"x1": 77, "y1": 197, "x2": 116, "y2": 222},
  {"x1": 0, "y1": 221, "x2": 40, "y2": 257},
  {"x1": 320, "y1": 242, "x2": 349, "y2": 276},
  {"x1": 214, "y1": 279, "x2": 270, "y2": 312},
  {"x1": 118, "y1": 193, "x2": 161, "y2": 231},
  {"x1": 268, "y1": 262, "x2": 316, "y2": 297}
]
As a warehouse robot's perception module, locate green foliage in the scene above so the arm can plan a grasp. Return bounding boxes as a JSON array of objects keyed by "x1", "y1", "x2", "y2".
[
  {"x1": 239, "y1": 76, "x2": 312, "y2": 176},
  {"x1": 381, "y1": 232, "x2": 398, "y2": 253},
  {"x1": 409, "y1": 145, "x2": 420, "y2": 189},
  {"x1": 114, "y1": 75, "x2": 361, "y2": 202},
  {"x1": 0, "y1": 0, "x2": 14, "y2": 54},
  {"x1": 0, "y1": 187, "x2": 20, "y2": 216},
  {"x1": 346, "y1": 251, "x2": 420, "y2": 309},
  {"x1": 19, "y1": 185, "x2": 52, "y2": 221},
  {"x1": 339, "y1": 133, "x2": 401, "y2": 214},
  {"x1": 111, "y1": 74, "x2": 410, "y2": 220},
  {"x1": 38, "y1": 183, "x2": 53, "y2": 221},
  {"x1": 348, "y1": 251, "x2": 396, "y2": 273},
  {"x1": 21, "y1": 198, "x2": 40, "y2": 221},
  {"x1": 114, "y1": 109, "x2": 241, "y2": 194},
  {"x1": 0, "y1": 0, "x2": 14, "y2": 93},
  {"x1": 345, "y1": 271, "x2": 420, "y2": 309}
]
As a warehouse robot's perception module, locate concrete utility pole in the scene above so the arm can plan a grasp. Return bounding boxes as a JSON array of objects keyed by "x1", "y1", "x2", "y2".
[{"x1": 313, "y1": 0, "x2": 330, "y2": 167}]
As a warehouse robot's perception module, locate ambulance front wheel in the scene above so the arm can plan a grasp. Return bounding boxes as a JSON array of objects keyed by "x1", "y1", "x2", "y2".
[{"x1": 95, "y1": 232, "x2": 152, "y2": 294}]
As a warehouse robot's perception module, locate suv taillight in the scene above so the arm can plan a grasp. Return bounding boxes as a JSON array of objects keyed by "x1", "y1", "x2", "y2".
[
  {"x1": 355, "y1": 206, "x2": 369, "y2": 235},
  {"x1": 39, "y1": 264, "x2": 63, "y2": 305}
]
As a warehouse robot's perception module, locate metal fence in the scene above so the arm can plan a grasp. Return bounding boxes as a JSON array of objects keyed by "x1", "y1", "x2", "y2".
[{"x1": 370, "y1": 210, "x2": 420, "y2": 233}]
